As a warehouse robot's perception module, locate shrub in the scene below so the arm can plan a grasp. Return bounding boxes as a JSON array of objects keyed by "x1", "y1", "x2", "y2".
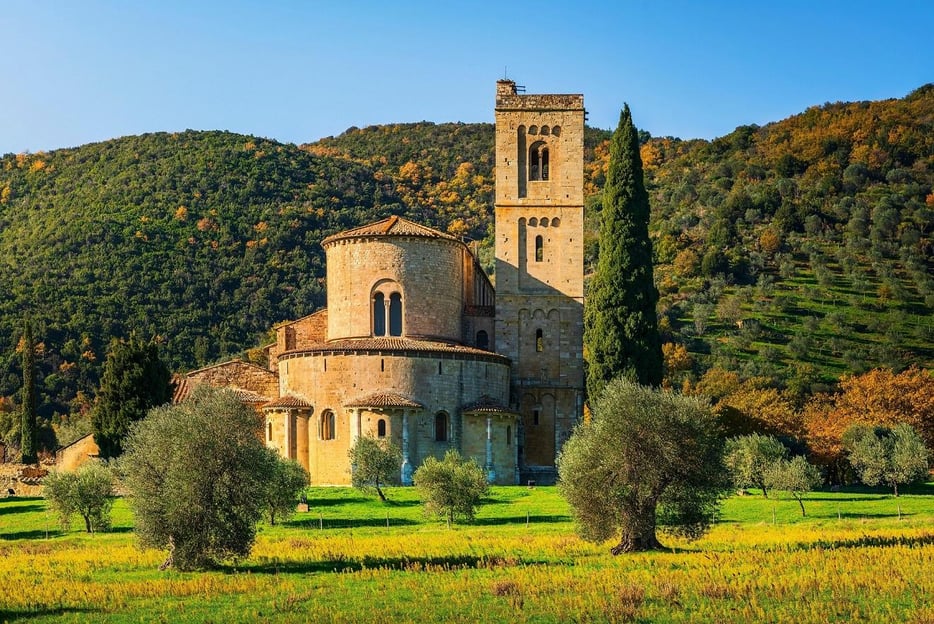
[
  {"x1": 43, "y1": 462, "x2": 114, "y2": 533},
  {"x1": 413, "y1": 449, "x2": 488, "y2": 525}
]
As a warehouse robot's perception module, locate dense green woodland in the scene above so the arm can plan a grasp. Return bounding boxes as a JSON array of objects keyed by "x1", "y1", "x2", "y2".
[{"x1": 0, "y1": 85, "x2": 931, "y2": 447}]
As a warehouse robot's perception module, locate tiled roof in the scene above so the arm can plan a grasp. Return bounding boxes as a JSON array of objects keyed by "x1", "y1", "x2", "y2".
[
  {"x1": 171, "y1": 375, "x2": 191, "y2": 404},
  {"x1": 264, "y1": 395, "x2": 313, "y2": 409},
  {"x1": 462, "y1": 395, "x2": 518, "y2": 415},
  {"x1": 171, "y1": 377, "x2": 269, "y2": 405},
  {"x1": 230, "y1": 388, "x2": 270, "y2": 403},
  {"x1": 281, "y1": 337, "x2": 507, "y2": 361},
  {"x1": 321, "y1": 215, "x2": 460, "y2": 246},
  {"x1": 344, "y1": 392, "x2": 424, "y2": 409}
]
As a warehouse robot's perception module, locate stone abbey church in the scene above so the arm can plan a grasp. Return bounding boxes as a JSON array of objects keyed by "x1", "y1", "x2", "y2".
[{"x1": 176, "y1": 81, "x2": 585, "y2": 485}]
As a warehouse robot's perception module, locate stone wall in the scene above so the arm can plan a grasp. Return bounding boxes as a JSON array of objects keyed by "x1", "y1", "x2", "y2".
[
  {"x1": 184, "y1": 360, "x2": 279, "y2": 400},
  {"x1": 55, "y1": 434, "x2": 100, "y2": 472},
  {"x1": 274, "y1": 350, "x2": 513, "y2": 485},
  {"x1": 324, "y1": 237, "x2": 468, "y2": 342}
]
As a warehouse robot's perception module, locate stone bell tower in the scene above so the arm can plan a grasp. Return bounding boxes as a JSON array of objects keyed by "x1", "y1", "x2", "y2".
[{"x1": 493, "y1": 79, "x2": 585, "y2": 483}]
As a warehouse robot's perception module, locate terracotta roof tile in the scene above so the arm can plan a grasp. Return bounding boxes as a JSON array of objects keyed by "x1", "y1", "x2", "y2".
[
  {"x1": 230, "y1": 388, "x2": 270, "y2": 403},
  {"x1": 344, "y1": 392, "x2": 423, "y2": 409},
  {"x1": 321, "y1": 216, "x2": 460, "y2": 246},
  {"x1": 264, "y1": 395, "x2": 313, "y2": 409},
  {"x1": 462, "y1": 395, "x2": 517, "y2": 415},
  {"x1": 282, "y1": 337, "x2": 507, "y2": 361}
]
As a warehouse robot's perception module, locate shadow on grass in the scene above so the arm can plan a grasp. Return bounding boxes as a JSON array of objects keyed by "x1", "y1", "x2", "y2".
[
  {"x1": 471, "y1": 514, "x2": 572, "y2": 526},
  {"x1": 305, "y1": 495, "x2": 371, "y2": 508},
  {"x1": 805, "y1": 496, "x2": 890, "y2": 502},
  {"x1": 836, "y1": 512, "x2": 916, "y2": 519},
  {"x1": 283, "y1": 517, "x2": 419, "y2": 529},
  {"x1": 0, "y1": 529, "x2": 64, "y2": 540},
  {"x1": 774, "y1": 533, "x2": 934, "y2": 553},
  {"x1": 1, "y1": 526, "x2": 133, "y2": 540},
  {"x1": 234, "y1": 552, "x2": 537, "y2": 575},
  {"x1": 0, "y1": 503, "x2": 44, "y2": 516},
  {"x1": 0, "y1": 608, "x2": 96, "y2": 621}
]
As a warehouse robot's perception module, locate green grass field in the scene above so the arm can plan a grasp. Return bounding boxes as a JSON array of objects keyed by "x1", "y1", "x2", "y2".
[{"x1": 2, "y1": 485, "x2": 933, "y2": 623}]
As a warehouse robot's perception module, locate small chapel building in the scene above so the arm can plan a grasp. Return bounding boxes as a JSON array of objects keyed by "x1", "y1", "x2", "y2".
[{"x1": 177, "y1": 80, "x2": 585, "y2": 485}]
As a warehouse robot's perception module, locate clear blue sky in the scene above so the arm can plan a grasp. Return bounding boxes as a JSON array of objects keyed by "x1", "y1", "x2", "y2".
[{"x1": 2, "y1": 1, "x2": 931, "y2": 154}]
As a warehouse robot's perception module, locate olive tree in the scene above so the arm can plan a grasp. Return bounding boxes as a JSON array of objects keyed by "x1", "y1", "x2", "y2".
[
  {"x1": 349, "y1": 435, "x2": 402, "y2": 502},
  {"x1": 262, "y1": 456, "x2": 308, "y2": 525},
  {"x1": 413, "y1": 449, "x2": 488, "y2": 525},
  {"x1": 724, "y1": 434, "x2": 788, "y2": 497},
  {"x1": 843, "y1": 424, "x2": 929, "y2": 496},
  {"x1": 558, "y1": 379, "x2": 729, "y2": 553},
  {"x1": 120, "y1": 387, "x2": 274, "y2": 570},
  {"x1": 43, "y1": 461, "x2": 114, "y2": 533},
  {"x1": 764, "y1": 456, "x2": 822, "y2": 516}
]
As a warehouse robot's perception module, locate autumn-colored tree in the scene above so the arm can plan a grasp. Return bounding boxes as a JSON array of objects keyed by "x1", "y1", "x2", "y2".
[
  {"x1": 832, "y1": 368, "x2": 934, "y2": 450},
  {"x1": 688, "y1": 367, "x2": 741, "y2": 402},
  {"x1": 717, "y1": 380, "x2": 803, "y2": 441},
  {"x1": 661, "y1": 342, "x2": 693, "y2": 388}
]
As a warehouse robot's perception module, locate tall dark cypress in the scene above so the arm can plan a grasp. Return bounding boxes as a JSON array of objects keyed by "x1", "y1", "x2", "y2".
[
  {"x1": 584, "y1": 104, "x2": 663, "y2": 402},
  {"x1": 20, "y1": 320, "x2": 38, "y2": 464},
  {"x1": 92, "y1": 336, "x2": 171, "y2": 459}
]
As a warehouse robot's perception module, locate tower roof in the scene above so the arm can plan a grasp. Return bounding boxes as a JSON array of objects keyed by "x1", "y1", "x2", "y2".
[{"x1": 321, "y1": 215, "x2": 460, "y2": 247}]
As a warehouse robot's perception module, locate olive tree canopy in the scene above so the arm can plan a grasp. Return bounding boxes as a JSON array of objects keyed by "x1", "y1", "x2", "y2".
[
  {"x1": 120, "y1": 387, "x2": 276, "y2": 570},
  {"x1": 558, "y1": 379, "x2": 728, "y2": 553}
]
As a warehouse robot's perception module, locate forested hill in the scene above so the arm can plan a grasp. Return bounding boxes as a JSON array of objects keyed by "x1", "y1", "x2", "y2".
[
  {"x1": 0, "y1": 86, "x2": 931, "y2": 429},
  {"x1": 0, "y1": 131, "x2": 405, "y2": 419}
]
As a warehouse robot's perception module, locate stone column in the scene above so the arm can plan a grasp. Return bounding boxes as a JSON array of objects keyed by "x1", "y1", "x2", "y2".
[
  {"x1": 351, "y1": 408, "x2": 361, "y2": 441},
  {"x1": 296, "y1": 411, "x2": 309, "y2": 473},
  {"x1": 512, "y1": 418, "x2": 519, "y2": 485},
  {"x1": 485, "y1": 416, "x2": 495, "y2": 484},
  {"x1": 401, "y1": 410, "x2": 413, "y2": 486},
  {"x1": 283, "y1": 411, "x2": 292, "y2": 460}
]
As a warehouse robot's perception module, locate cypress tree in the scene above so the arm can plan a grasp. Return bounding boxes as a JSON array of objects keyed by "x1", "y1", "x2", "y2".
[
  {"x1": 92, "y1": 336, "x2": 171, "y2": 459},
  {"x1": 19, "y1": 320, "x2": 38, "y2": 464},
  {"x1": 584, "y1": 104, "x2": 663, "y2": 402}
]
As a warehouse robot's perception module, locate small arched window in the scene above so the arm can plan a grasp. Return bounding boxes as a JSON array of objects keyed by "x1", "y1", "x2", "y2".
[
  {"x1": 373, "y1": 293, "x2": 386, "y2": 336},
  {"x1": 533, "y1": 408, "x2": 541, "y2": 426},
  {"x1": 536, "y1": 328, "x2": 544, "y2": 352},
  {"x1": 506, "y1": 425, "x2": 512, "y2": 446},
  {"x1": 535, "y1": 235, "x2": 543, "y2": 262},
  {"x1": 377, "y1": 419, "x2": 386, "y2": 438},
  {"x1": 529, "y1": 141, "x2": 550, "y2": 181},
  {"x1": 435, "y1": 412, "x2": 448, "y2": 442},
  {"x1": 476, "y1": 330, "x2": 489, "y2": 350},
  {"x1": 321, "y1": 410, "x2": 336, "y2": 441},
  {"x1": 267, "y1": 420, "x2": 273, "y2": 442},
  {"x1": 389, "y1": 292, "x2": 403, "y2": 336}
]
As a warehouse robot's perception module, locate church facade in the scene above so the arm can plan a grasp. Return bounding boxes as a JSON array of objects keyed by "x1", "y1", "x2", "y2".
[{"x1": 178, "y1": 80, "x2": 585, "y2": 485}]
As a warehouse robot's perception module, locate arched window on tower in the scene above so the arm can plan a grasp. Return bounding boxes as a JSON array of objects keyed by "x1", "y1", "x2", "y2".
[
  {"x1": 535, "y1": 235, "x2": 543, "y2": 262},
  {"x1": 377, "y1": 419, "x2": 386, "y2": 438},
  {"x1": 476, "y1": 330, "x2": 489, "y2": 350},
  {"x1": 435, "y1": 412, "x2": 448, "y2": 442},
  {"x1": 536, "y1": 328, "x2": 544, "y2": 352},
  {"x1": 529, "y1": 141, "x2": 549, "y2": 181},
  {"x1": 389, "y1": 292, "x2": 403, "y2": 336},
  {"x1": 373, "y1": 293, "x2": 386, "y2": 336}
]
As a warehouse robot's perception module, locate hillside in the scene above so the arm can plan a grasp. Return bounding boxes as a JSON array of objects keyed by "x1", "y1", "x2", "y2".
[
  {"x1": 0, "y1": 131, "x2": 405, "y2": 421},
  {"x1": 0, "y1": 87, "x2": 931, "y2": 439},
  {"x1": 644, "y1": 85, "x2": 934, "y2": 392}
]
